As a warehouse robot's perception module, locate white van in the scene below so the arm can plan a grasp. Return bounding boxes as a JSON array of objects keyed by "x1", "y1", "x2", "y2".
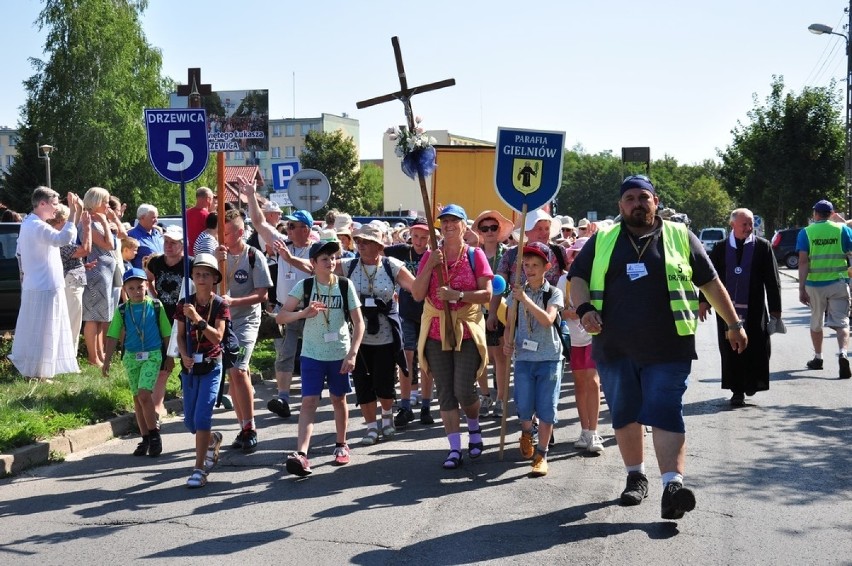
[{"x1": 698, "y1": 227, "x2": 727, "y2": 253}]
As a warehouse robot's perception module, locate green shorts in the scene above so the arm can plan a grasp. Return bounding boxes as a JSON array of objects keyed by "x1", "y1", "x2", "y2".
[{"x1": 122, "y1": 350, "x2": 163, "y2": 395}]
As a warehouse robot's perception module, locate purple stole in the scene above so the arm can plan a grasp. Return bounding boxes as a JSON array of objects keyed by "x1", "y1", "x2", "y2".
[{"x1": 725, "y1": 236, "x2": 754, "y2": 319}]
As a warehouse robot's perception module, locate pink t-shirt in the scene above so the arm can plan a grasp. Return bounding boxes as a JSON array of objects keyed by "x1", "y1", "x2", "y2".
[{"x1": 418, "y1": 245, "x2": 493, "y2": 340}]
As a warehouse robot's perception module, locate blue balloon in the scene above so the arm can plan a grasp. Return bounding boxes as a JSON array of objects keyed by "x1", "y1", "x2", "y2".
[{"x1": 492, "y1": 274, "x2": 507, "y2": 295}]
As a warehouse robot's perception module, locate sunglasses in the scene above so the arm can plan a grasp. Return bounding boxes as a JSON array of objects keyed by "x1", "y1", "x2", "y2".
[
  {"x1": 478, "y1": 224, "x2": 500, "y2": 233},
  {"x1": 287, "y1": 222, "x2": 299, "y2": 229}
]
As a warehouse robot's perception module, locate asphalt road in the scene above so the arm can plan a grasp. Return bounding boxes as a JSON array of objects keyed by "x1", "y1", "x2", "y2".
[{"x1": 0, "y1": 274, "x2": 850, "y2": 565}]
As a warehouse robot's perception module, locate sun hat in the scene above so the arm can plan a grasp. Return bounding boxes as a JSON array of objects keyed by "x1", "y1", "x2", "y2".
[
  {"x1": 473, "y1": 210, "x2": 514, "y2": 242},
  {"x1": 318, "y1": 228, "x2": 340, "y2": 243},
  {"x1": 261, "y1": 201, "x2": 282, "y2": 213},
  {"x1": 353, "y1": 224, "x2": 386, "y2": 248},
  {"x1": 192, "y1": 253, "x2": 222, "y2": 284},
  {"x1": 162, "y1": 225, "x2": 184, "y2": 241},
  {"x1": 522, "y1": 209, "x2": 560, "y2": 239}
]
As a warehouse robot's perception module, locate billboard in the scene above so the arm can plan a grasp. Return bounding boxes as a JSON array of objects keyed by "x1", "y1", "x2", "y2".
[{"x1": 170, "y1": 89, "x2": 269, "y2": 152}]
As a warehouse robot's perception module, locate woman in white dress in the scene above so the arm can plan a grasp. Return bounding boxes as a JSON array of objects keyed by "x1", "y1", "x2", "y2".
[{"x1": 10, "y1": 188, "x2": 84, "y2": 379}]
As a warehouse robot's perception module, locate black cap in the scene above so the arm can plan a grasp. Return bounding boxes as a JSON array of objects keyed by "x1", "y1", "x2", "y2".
[{"x1": 309, "y1": 241, "x2": 340, "y2": 259}]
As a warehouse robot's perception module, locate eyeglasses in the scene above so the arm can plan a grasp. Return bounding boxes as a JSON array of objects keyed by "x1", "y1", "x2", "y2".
[
  {"x1": 287, "y1": 222, "x2": 298, "y2": 229},
  {"x1": 478, "y1": 225, "x2": 500, "y2": 233}
]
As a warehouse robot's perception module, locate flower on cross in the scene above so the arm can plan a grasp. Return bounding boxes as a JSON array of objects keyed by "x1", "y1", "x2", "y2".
[{"x1": 386, "y1": 116, "x2": 438, "y2": 180}]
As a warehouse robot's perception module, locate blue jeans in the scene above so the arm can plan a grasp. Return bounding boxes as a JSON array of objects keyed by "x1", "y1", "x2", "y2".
[
  {"x1": 513, "y1": 359, "x2": 563, "y2": 424},
  {"x1": 181, "y1": 364, "x2": 222, "y2": 433},
  {"x1": 595, "y1": 358, "x2": 691, "y2": 433}
]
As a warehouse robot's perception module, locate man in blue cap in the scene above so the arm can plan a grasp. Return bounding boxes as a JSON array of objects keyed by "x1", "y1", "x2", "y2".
[
  {"x1": 569, "y1": 175, "x2": 747, "y2": 521},
  {"x1": 796, "y1": 199, "x2": 852, "y2": 378}
]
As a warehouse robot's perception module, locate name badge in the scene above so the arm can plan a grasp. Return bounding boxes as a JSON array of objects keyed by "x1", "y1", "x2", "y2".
[
  {"x1": 521, "y1": 339, "x2": 539, "y2": 352},
  {"x1": 135, "y1": 352, "x2": 149, "y2": 361},
  {"x1": 626, "y1": 262, "x2": 648, "y2": 281},
  {"x1": 324, "y1": 331, "x2": 338, "y2": 343},
  {"x1": 193, "y1": 353, "x2": 204, "y2": 363},
  {"x1": 285, "y1": 272, "x2": 296, "y2": 280},
  {"x1": 365, "y1": 297, "x2": 376, "y2": 307}
]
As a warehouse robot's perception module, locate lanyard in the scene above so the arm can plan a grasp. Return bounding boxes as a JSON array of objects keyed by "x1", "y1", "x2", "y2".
[
  {"x1": 193, "y1": 298, "x2": 214, "y2": 353},
  {"x1": 523, "y1": 283, "x2": 544, "y2": 334},
  {"x1": 289, "y1": 244, "x2": 309, "y2": 275},
  {"x1": 126, "y1": 300, "x2": 148, "y2": 347},
  {"x1": 628, "y1": 233, "x2": 653, "y2": 262},
  {"x1": 360, "y1": 260, "x2": 379, "y2": 295},
  {"x1": 313, "y1": 278, "x2": 332, "y2": 327}
]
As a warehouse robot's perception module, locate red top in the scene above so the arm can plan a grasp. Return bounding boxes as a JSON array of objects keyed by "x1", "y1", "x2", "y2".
[{"x1": 186, "y1": 206, "x2": 209, "y2": 253}]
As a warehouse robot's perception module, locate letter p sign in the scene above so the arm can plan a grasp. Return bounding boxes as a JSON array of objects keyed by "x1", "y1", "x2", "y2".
[{"x1": 272, "y1": 160, "x2": 301, "y2": 191}]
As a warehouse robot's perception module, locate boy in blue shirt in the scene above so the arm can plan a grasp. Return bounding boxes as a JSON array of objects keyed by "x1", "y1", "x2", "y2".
[
  {"x1": 103, "y1": 268, "x2": 172, "y2": 457},
  {"x1": 503, "y1": 242, "x2": 565, "y2": 477}
]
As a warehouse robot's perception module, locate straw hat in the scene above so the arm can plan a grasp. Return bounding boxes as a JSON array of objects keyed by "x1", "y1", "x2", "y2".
[{"x1": 472, "y1": 210, "x2": 514, "y2": 242}]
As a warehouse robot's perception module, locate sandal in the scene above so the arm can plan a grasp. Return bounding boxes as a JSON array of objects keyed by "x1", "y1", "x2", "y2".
[
  {"x1": 468, "y1": 428, "x2": 484, "y2": 459},
  {"x1": 381, "y1": 424, "x2": 396, "y2": 440},
  {"x1": 443, "y1": 449, "x2": 463, "y2": 469},
  {"x1": 186, "y1": 468, "x2": 208, "y2": 489},
  {"x1": 360, "y1": 429, "x2": 379, "y2": 446}
]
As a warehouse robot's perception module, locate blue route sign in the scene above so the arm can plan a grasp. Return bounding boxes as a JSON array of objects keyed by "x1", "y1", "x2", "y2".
[
  {"x1": 494, "y1": 127, "x2": 566, "y2": 212},
  {"x1": 145, "y1": 108, "x2": 209, "y2": 184},
  {"x1": 271, "y1": 160, "x2": 301, "y2": 191}
]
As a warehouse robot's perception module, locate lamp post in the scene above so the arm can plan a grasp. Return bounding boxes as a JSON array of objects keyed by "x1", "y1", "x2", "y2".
[
  {"x1": 810, "y1": 15, "x2": 852, "y2": 217},
  {"x1": 37, "y1": 144, "x2": 55, "y2": 188}
]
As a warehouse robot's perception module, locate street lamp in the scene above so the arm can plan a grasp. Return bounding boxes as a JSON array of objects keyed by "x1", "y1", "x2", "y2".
[
  {"x1": 809, "y1": 20, "x2": 852, "y2": 217},
  {"x1": 37, "y1": 144, "x2": 55, "y2": 188}
]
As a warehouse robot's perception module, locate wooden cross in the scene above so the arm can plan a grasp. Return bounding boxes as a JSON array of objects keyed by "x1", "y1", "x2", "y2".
[
  {"x1": 176, "y1": 68, "x2": 212, "y2": 109},
  {"x1": 356, "y1": 36, "x2": 457, "y2": 343}
]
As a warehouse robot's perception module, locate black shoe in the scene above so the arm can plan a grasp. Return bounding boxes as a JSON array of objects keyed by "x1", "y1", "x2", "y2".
[
  {"x1": 549, "y1": 428, "x2": 556, "y2": 446},
  {"x1": 730, "y1": 392, "x2": 745, "y2": 407},
  {"x1": 394, "y1": 407, "x2": 415, "y2": 428},
  {"x1": 420, "y1": 406, "x2": 435, "y2": 425},
  {"x1": 620, "y1": 472, "x2": 649, "y2": 506},
  {"x1": 806, "y1": 357, "x2": 824, "y2": 370},
  {"x1": 133, "y1": 436, "x2": 149, "y2": 457},
  {"x1": 147, "y1": 432, "x2": 162, "y2": 457},
  {"x1": 840, "y1": 356, "x2": 851, "y2": 379},
  {"x1": 267, "y1": 397, "x2": 291, "y2": 418},
  {"x1": 230, "y1": 430, "x2": 245, "y2": 449},
  {"x1": 661, "y1": 481, "x2": 696, "y2": 520},
  {"x1": 241, "y1": 428, "x2": 258, "y2": 453}
]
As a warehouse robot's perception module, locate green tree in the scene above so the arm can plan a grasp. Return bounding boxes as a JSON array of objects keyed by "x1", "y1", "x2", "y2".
[
  {"x1": 679, "y1": 176, "x2": 734, "y2": 230},
  {"x1": 0, "y1": 0, "x2": 176, "y2": 215},
  {"x1": 556, "y1": 146, "x2": 622, "y2": 221},
  {"x1": 357, "y1": 163, "x2": 384, "y2": 214},
  {"x1": 719, "y1": 75, "x2": 844, "y2": 233},
  {"x1": 300, "y1": 130, "x2": 366, "y2": 215}
]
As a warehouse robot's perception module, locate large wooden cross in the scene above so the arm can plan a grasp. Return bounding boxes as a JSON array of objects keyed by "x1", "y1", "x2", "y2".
[{"x1": 356, "y1": 36, "x2": 458, "y2": 342}]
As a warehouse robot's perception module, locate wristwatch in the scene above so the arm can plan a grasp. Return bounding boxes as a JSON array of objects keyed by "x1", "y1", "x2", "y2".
[
  {"x1": 196, "y1": 320, "x2": 208, "y2": 332},
  {"x1": 458, "y1": 291, "x2": 465, "y2": 301},
  {"x1": 727, "y1": 320, "x2": 744, "y2": 331}
]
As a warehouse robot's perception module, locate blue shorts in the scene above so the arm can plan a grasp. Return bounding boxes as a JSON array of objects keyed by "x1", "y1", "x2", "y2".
[
  {"x1": 595, "y1": 358, "x2": 691, "y2": 433},
  {"x1": 513, "y1": 359, "x2": 563, "y2": 424},
  {"x1": 401, "y1": 318, "x2": 420, "y2": 351},
  {"x1": 300, "y1": 356, "x2": 353, "y2": 397},
  {"x1": 181, "y1": 363, "x2": 222, "y2": 434}
]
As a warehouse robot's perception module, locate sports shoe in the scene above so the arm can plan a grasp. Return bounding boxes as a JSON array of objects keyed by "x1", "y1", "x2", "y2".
[
  {"x1": 267, "y1": 397, "x2": 292, "y2": 418},
  {"x1": 620, "y1": 472, "x2": 649, "y2": 506},
  {"x1": 587, "y1": 432, "x2": 605, "y2": 454},
  {"x1": 478, "y1": 395, "x2": 493, "y2": 417},
  {"x1": 230, "y1": 430, "x2": 245, "y2": 449},
  {"x1": 493, "y1": 399, "x2": 504, "y2": 418},
  {"x1": 661, "y1": 481, "x2": 696, "y2": 520},
  {"x1": 204, "y1": 432, "x2": 223, "y2": 472},
  {"x1": 241, "y1": 427, "x2": 258, "y2": 453},
  {"x1": 574, "y1": 431, "x2": 589, "y2": 449},
  {"x1": 806, "y1": 357, "x2": 823, "y2": 370},
  {"x1": 840, "y1": 356, "x2": 851, "y2": 379},
  {"x1": 394, "y1": 407, "x2": 414, "y2": 427},
  {"x1": 133, "y1": 437, "x2": 149, "y2": 457},
  {"x1": 420, "y1": 406, "x2": 435, "y2": 425},
  {"x1": 147, "y1": 432, "x2": 163, "y2": 457},
  {"x1": 519, "y1": 431, "x2": 535, "y2": 460},
  {"x1": 530, "y1": 453, "x2": 548, "y2": 477},
  {"x1": 285, "y1": 452, "x2": 312, "y2": 477},
  {"x1": 333, "y1": 444, "x2": 351, "y2": 466},
  {"x1": 730, "y1": 392, "x2": 745, "y2": 407}
]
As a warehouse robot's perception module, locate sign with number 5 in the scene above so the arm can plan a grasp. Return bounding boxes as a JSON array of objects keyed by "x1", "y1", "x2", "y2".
[{"x1": 145, "y1": 108, "x2": 209, "y2": 184}]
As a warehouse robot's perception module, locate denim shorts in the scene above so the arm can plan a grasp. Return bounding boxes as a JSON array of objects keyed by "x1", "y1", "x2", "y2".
[
  {"x1": 181, "y1": 363, "x2": 222, "y2": 434},
  {"x1": 595, "y1": 358, "x2": 691, "y2": 433},
  {"x1": 401, "y1": 318, "x2": 420, "y2": 351},
  {"x1": 513, "y1": 359, "x2": 563, "y2": 424},
  {"x1": 300, "y1": 356, "x2": 352, "y2": 397}
]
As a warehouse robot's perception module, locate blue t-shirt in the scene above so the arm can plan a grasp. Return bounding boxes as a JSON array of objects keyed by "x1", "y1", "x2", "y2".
[
  {"x1": 127, "y1": 224, "x2": 164, "y2": 269},
  {"x1": 795, "y1": 221, "x2": 852, "y2": 287},
  {"x1": 289, "y1": 277, "x2": 361, "y2": 361},
  {"x1": 106, "y1": 297, "x2": 172, "y2": 353}
]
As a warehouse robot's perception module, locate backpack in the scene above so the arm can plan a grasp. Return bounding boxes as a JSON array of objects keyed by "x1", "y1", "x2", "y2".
[
  {"x1": 302, "y1": 276, "x2": 353, "y2": 325},
  {"x1": 208, "y1": 295, "x2": 240, "y2": 370},
  {"x1": 513, "y1": 286, "x2": 571, "y2": 359}
]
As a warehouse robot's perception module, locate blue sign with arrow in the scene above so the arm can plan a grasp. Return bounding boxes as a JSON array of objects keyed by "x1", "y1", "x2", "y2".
[
  {"x1": 493, "y1": 127, "x2": 566, "y2": 212},
  {"x1": 145, "y1": 109, "x2": 209, "y2": 184}
]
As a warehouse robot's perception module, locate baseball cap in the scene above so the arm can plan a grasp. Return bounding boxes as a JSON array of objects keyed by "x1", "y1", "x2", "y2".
[
  {"x1": 620, "y1": 175, "x2": 656, "y2": 195},
  {"x1": 813, "y1": 199, "x2": 834, "y2": 213},
  {"x1": 122, "y1": 267, "x2": 147, "y2": 283},
  {"x1": 522, "y1": 241, "x2": 551, "y2": 263},
  {"x1": 162, "y1": 225, "x2": 183, "y2": 241},
  {"x1": 284, "y1": 209, "x2": 314, "y2": 226},
  {"x1": 262, "y1": 201, "x2": 282, "y2": 213},
  {"x1": 438, "y1": 204, "x2": 468, "y2": 223},
  {"x1": 309, "y1": 240, "x2": 341, "y2": 259},
  {"x1": 409, "y1": 217, "x2": 430, "y2": 233}
]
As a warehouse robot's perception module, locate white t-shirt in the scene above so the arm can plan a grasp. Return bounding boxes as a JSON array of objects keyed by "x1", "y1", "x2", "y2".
[
  {"x1": 340, "y1": 256, "x2": 403, "y2": 346},
  {"x1": 275, "y1": 240, "x2": 312, "y2": 304},
  {"x1": 557, "y1": 273, "x2": 591, "y2": 348}
]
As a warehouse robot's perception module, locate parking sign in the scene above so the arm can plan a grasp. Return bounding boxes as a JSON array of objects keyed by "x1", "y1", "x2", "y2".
[
  {"x1": 145, "y1": 109, "x2": 209, "y2": 184},
  {"x1": 272, "y1": 160, "x2": 301, "y2": 190}
]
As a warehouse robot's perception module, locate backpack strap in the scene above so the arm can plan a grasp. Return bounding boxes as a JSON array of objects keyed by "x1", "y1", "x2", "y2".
[
  {"x1": 339, "y1": 277, "x2": 352, "y2": 325},
  {"x1": 302, "y1": 277, "x2": 315, "y2": 308},
  {"x1": 381, "y1": 257, "x2": 394, "y2": 281},
  {"x1": 467, "y1": 245, "x2": 476, "y2": 272},
  {"x1": 346, "y1": 257, "x2": 359, "y2": 278},
  {"x1": 247, "y1": 246, "x2": 256, "y2": 270}
]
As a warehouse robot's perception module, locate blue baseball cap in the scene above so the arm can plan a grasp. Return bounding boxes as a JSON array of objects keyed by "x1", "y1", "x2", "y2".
[
  {"x1": 122, "y1": 267, "x2": 147, "y2": 284},
  {"x1": 620, "y1": 175, "x2": 656, "y2": 195},
  {"x1": 438, "y1": 204, "x2": 468, "y2": 223},
  {"x1": 284, "y1": 209, "x2": 314, "y2": 227},
  {"x1": 813, "y1": 199, "x2": 834, "y2": 214}
]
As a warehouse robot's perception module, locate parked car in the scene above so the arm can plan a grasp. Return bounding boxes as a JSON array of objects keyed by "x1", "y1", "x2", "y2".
[
  {"x1": 0, "y1": 222, "x2": 21, "y2": 331},
  {"x1": 771, "y1": 228, "x2": 801, "y2": 269},
  {"x1": 698, "y1": 227, "x2": 727, "y2": 253}
]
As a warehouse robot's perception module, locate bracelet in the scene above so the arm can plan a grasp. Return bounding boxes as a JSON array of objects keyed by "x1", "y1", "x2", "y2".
[
  {"x1": 726, "y1": 319, "x2": 744, "y2": 331},
  {"x1": 575, "y1": 302, "x2": 597, "y2": 318}
]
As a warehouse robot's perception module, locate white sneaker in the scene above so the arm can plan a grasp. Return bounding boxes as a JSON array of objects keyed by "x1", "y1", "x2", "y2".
[
  {"x1": 574, "y1": 431, "x2": 590, "y2": 449},
  {"x1": 587, "y1": 432, "x2": 605, "y2": 453},
  {"x1": 478, "y1": 395, "x2": 493, "y2": 417}
]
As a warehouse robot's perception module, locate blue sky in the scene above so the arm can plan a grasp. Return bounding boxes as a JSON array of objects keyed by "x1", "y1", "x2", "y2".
[{"x1": 2, "y1": 0, "x2": 850, "y2": 164}]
